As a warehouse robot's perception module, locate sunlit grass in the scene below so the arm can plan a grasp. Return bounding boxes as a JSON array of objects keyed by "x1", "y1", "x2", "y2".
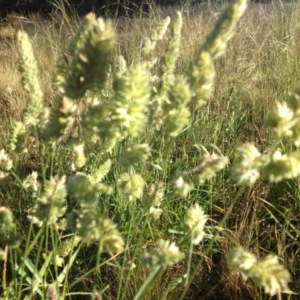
[{"x1": 0, "y1": 1, "x2": 300, "y2": 299}]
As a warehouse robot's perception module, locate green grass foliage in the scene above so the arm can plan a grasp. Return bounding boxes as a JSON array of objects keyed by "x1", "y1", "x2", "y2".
[{"x1": 1, "y1": 0, "x2": 300, "y2": 299}]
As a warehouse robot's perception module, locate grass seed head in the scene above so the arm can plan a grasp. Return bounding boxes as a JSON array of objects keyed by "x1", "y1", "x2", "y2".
[
  {"x1": 22, "y1": 171, "x2": 39, "y2": 198},
  {"x1": 17, "y1": 31, "x2": 44, "y2": 126},
  {"x1": 0, "y1": 149, "x2": 13, "y2": 179},
  {"x1": 195, "y1": 153, "x2": 228, "y2": 184},
  {"x1": 9, "y1": 121, "x2": 27, "y2": 154},
  {"x1": 228, "y1": 248, "x2": 291, "y2": 295},
  {"x1": 263, "y1": 150, "x2": 300, "y2": 182},
  {"x1": 29, "y1": 176, "x2": 67, "y2": 226},
  {"x1": 142, "y1": 239, "x2": 184, "y2": 268},
  {"x1": 231, "y1": 143, "x2": 261, "y2": 186},
  {"x1": 184, "y1": 203, "x2": 208, "y2": 245}
]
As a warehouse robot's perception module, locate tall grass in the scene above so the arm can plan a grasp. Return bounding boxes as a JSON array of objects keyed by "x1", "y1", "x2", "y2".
[{"x1": 0, "y1": 0, "x2": 300, "y2": 299}]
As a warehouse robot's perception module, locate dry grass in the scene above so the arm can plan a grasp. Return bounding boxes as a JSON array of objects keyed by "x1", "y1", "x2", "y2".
[{"x1": 1, "y1": 1, "x2": 300, "y2": 299}]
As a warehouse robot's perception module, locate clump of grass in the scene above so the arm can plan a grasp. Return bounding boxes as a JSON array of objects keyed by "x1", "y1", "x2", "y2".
[{"x1": 1, "y1": 0, "x2": 300, "y2": 299}]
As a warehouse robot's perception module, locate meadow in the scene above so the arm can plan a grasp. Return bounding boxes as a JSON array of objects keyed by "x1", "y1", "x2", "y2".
[{"x1": 0, "y1": 0, "x2": 300, "y2": 299}]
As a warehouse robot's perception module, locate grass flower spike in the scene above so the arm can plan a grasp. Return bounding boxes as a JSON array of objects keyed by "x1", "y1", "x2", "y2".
[
  {"x1": 72, "y1": 143, "x2": 86, "y2": 169},
  {"x1": 17, "y1": 31, "x2": 44, "y2": 126},
  {"x1": 0, "y1": 149, "x2": 13, "y2": 179},
  {"x1": 51, "y1": 235, "x2": 82, "y2": 266},
  {"x1": 22, "y1": 171, "x2": 39, "y2": 198},
  {"x1": 88, "y1": 159, "x2": 112, "y2": 184},
  {"x1": 184, "y1": 203, "x2": 208, "y2": 244},
  {"x1": 9, "y1": 121, "x2": 27, "y2": 154},
  {"x1": 42, "y1": 94, "x2": 78, "y2": 140},
  {"x1": 0, "y1": 207, "x2": 16, "y2": 241},
  {"x1": 232, "y1": 143, "x2": 261, "y2": 186},
  {"x1": 194, "y1": 153, "x2": 228, "y2": 184},
  {"x1": 64, "y1": 14, "x2": 114, "y2": 98},
  {"x1": 163, "y1": 75, "x2": 191, "y2": 136},
  {"x1": 112, "y1": 64, "x2": 150, "y2": 138},
  {"x1": 174, "y1": 174, "x2": 194, "y2": 198},
  {"x1": 67, "y1": 174, "x2": 124, "y2": 251},
  {"x1": 228, "y1": 248, "x2": 291, "y2": 295},
  {"x1": 263, "y1": 150, "x2": 300, "y2": 182},
  {"x1": 266, "y1": 101, "x2": 294, "y2": 137},
  {"x1": 190, "y1": 50, "x2": 215, "y2": 107},
  {"x1": 119, "y1": 144, "x2": 151, "y2": 168},
  {"x1": 200, "y1": 0, "x2": 248, "y2": 60},
  {"x1": 143, "y1": 239, "x2": 184, "y2": 268},
  {"x1": 30, "y1": 176, "x2": 67, "y2": 226},
  {"x1": 0, "y1": 207, "x2": 20, "y2": 250},
  {"x1": 159, "y1": 12, "x2": 182, "y2": 81},
  {"x1": 97, "y1": 219, "x2": 124, "y2": 254},
  {"x1": 190, "y1": 0, "x2": 247, "y2": 106},
  {"x1": 118, "y1": 173, "x2": 145, "y2": 201},
  {"x1": 142, "y1": 16, "x2": 170, "y2": 56}
]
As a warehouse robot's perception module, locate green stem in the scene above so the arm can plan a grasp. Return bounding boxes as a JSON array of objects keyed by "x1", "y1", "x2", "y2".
[
  {"x1": 179, "y1": 186, "x2": 246, "y2": 300},
  {"x1": 132, "y1": 266, "x2": 164, "y2": 300},
  {"x1": 118, "y1": 208, "x2": 148, "y2": 300},
  {"x1": 184, "y1": 237, "x2": 194, "y2": 289}
]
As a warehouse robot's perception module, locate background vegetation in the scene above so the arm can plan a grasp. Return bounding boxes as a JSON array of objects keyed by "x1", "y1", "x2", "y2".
[{"x1": 0, "y1": 0, "x2": 300, "y2": 299}]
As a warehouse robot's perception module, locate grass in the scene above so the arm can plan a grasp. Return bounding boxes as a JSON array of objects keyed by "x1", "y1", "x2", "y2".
[{"x1": 0, "y1": 0, "x2": 300, "y2": 299}]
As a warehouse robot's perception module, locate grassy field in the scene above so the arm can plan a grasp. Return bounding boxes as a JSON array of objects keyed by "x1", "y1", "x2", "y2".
[{"x1": 0, "y1": 0, "x2": 300, "y2": 299}]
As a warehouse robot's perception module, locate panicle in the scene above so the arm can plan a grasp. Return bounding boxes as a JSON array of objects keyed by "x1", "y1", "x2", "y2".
[
  {"x1": 189, "y1": 50, "x2": 215, "y2": 107},
  {"x1": 119, "y1": 144, "x2": 151, "y2": 168},
  {"x1": 72, "y1": 143, "x2": 86, "y2": 169},
  {"x1": 47, "y1": 284, "x2": 58, "y2": 300},
  {"x1": 67, "y1": 173, "x2": 98, "y2": 208},
  {"x1": 66, "y1": 174, "x2": 124, "y2": 251},
  {"x1": 54, "y1": 235, "x2": 81, "y2": 266},
  {"x1": 17, "y1": 31, "x2": 44, "y2": 126},
  {"x1": 9, "y1": 121, "x2": 27, "y2": 154},
  {"x1": 149, "y1": 206, "x2": 163, "y2": 220},
  {"x1": 263, "y1": 150, "x2": 300, "y2": 182},
  {"x1": 0, "y1": 207, "x2": 16, "y2": 239},
  {"x1": 194, "y1": 153, "x2": 228, "y2": 184},
  {"x1": 58, "y1": 235, "x2": 81, "y2": 257},
  {"x1": 162, "y1": 75, "x2": 191, "y2": 136},
  {"x1": 117, "y1": 173, "x2": 145, "y2": 201},
  {"x1": 0, "y1": 149, "x2": 13, "y2": 180},
  {"x1": 184, "y1": 203, "x2": 208, "y2": 245},
  {"x1": 69, "y1": 212, "x2": 124, "y2": 251},
  {"x1": 190, "y1": 0, "x2": 247, "y2": 107},
  {"x1": 228, "y1": 248, "x2": 291, "y2": 295},
  {"x1": 141, "y1": 16, "x2": 170, "y2": 56},
  {"x1": 52, "y1": 52, "x2": 69, "y2": 88},
  {"x1": 97, "y1": 219, "x2": 124, "y2": 254},
  {"x1": 112, "y1": 64, "x2": 150, "y2": 138},
  {"x1": 22, "y1": 171, "x2": 39, "y2": 198},
  {"x1": 150, "y1": 182, "x2": 165, "y2": 207},
  {"x1": 0, "y1": 207, "x2": 20, "y2": 250},
  {"x1": 42, "y1": 94, "x2": 78, "y2": 140},
  {"x1": 231, "y1": 143, "x2": 261, "y2": 186},
  {"x1": 266, "y1": 101, "x2": 294, "y2": 137},
  {"x1": 142, "y1": 239, "x2": 184, "y2": 268},
  {"x1": 159, "y1": 11, "x2": 182, "y2": 86},
  {"x1": 145, "y1": 182, "x2": 165, "y2": 220},
  {"x1": 64, "y1": 14, "x2": 114, "y2": 98},
  {"x1": 114, "y1": 55, "x2": 127, "y2": 79},
  {"x1": 174, "y1": 173, "x2": 194, "y2": 198},
  {"x1": 29, "y1": 176, "x2": 67, "y2": 226},
  {"x1": 200, "y1": 0, "x2": 248, "y2": 60},
  {"x1": 266, "y1": 85, "x2": 300, "y2": 146},
  {"x1": 88, "y1": 159, "x2": 112, "y2": 184}
]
